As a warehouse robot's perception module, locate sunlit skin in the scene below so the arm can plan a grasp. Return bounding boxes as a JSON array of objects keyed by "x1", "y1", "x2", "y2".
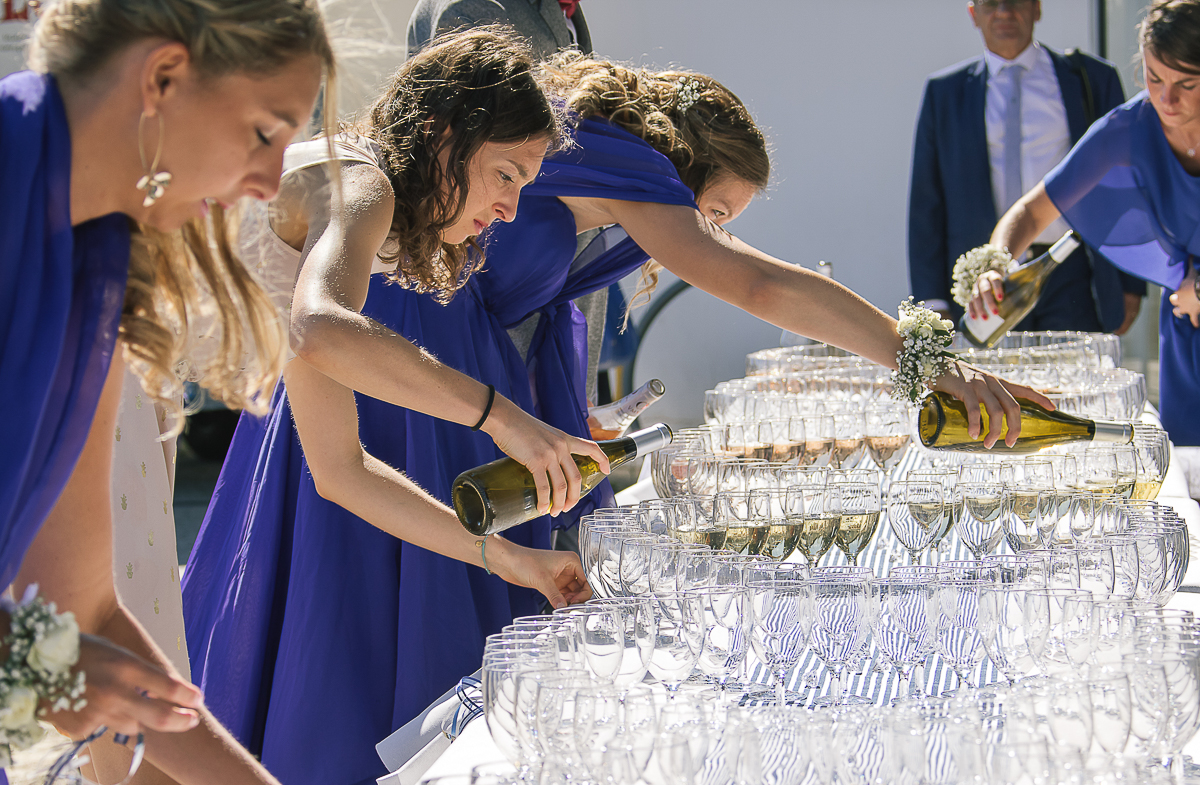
[
  {"x1": 447, "y1": 136, "x2": 549, "y2": 244},
  {"x1": 968, "y1": 0, "x2": 1040, "y2": 60},
  {"x1": 63, "y1": 39, "x2": 322, "y2": 231},
  {"x1": 1144, "y1": 49, "x2": 1200, "y2": 325},
  {"x1": 696, "y1": 172, "x2": 759, "y2": 227}
]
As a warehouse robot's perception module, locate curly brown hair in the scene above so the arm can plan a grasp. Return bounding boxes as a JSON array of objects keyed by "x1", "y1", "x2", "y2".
[
  {"x1": 540, "y1": 53, "x2": 770, "y2": 312},
  {"x1": 30, "y1": 0, "x2": 336, "y2": 427},
  {"x1": 359, "y1": 28, "x2": 563, "y2": 302}
]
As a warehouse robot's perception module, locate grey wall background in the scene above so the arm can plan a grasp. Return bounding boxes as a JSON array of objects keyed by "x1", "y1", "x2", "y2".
[{"x1": 5, "y1": 0, "x2": 1142, "y2": 428}]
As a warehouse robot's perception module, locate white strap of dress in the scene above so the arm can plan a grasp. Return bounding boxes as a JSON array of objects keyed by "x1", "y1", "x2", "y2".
[{"x1": 282, "y1": 137, "x2": 381, "y2": 179}]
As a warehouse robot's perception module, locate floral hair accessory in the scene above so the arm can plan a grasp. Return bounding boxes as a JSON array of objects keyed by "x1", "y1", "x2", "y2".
[
  {"x1": 676, "y1": 78, "x2": 702, "y2": 114},
  {"x1": 0, "y1": 584, "x2": 86, "y2": 767},
  {"x1": 951, "y1": 244, "x2": 1016, "y2": 307},
  {"x1": 891, "y1": 297, "x2": 956, "y2": 404}
]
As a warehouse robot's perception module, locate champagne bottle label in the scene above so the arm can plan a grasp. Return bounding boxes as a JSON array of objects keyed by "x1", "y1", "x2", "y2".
[
  {"x1": 590, "y1": 379, "x2": 666, "y2": 435},
  {"x1": 963, "y1": 307, "x2": 1006, "y2": 344}
]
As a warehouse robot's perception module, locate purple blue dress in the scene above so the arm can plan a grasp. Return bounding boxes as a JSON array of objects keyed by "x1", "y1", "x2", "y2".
[
  {"x1": 0, "y1": 71, "x2": 130, "y2": 785},
  {"x1": 1045, "y1": 93, "x2": 1200, "y2": 444},
  {"x1": 181, "y1": 118, "x2": 694, "y2": 785}
]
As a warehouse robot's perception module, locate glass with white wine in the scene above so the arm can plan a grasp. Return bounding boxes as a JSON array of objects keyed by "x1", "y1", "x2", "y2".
[
  {"x1": 830, "y1": 482, "x2": 882, "y2": 566},
  {"x1": 1132, "y1": 426, "x2": 1170, "y2": 501},
  {"x1": 785, "y1": 484, "x2": 840, "y2": 568},
  {"x1": 885, "y1": 480, "x2": 942, "y2": 564},
  {"x1": 864, "y1": 403, "x2": 912, "y2": 475}
]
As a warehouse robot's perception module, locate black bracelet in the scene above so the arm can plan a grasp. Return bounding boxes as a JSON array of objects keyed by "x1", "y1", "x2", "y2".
[{"x1": 471, "y1": 384, "x2": 496, "y2": 431}]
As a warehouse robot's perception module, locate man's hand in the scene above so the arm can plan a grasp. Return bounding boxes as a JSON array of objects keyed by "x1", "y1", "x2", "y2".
[{"x1": 1114, "y1": 292, "x2": 1143, "y2": 335}]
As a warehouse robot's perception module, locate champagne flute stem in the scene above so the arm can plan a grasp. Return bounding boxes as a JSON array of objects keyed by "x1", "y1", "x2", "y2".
[{"x1": 775, "y1": 672, "x2": 787, "y2": 707}]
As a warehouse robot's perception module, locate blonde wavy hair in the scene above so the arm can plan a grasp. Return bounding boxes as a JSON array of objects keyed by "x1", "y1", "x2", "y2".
[
  {"x1": 29, "y1": 0, "x2": 336, "y2": 429},
  {"x1": 541, "y1": 53, "x2": 770, "y2": 313}
]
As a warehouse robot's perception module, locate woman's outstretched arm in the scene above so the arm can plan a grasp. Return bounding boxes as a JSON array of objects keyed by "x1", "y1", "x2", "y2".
[
  {"x1": 284, "y1": 162, "x2": 607, "y2": 518},
  {"x1": 586, "y1": 198, "x2": 1052, "y2": 448},
  {"x1": 283, "y1": 355, "x2": 591, "y2": 608}
]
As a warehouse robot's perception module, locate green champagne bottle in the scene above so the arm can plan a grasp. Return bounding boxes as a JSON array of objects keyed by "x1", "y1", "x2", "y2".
[
  {"x1": 917, "y1": 391, "x2": 1133, "y2": 455},
  {"x1": 959, "y1": 232, "x2": 1081, "y2": 348},
  {"x1": 452, "y1": 423, "x2": 673, "y2": 536}
]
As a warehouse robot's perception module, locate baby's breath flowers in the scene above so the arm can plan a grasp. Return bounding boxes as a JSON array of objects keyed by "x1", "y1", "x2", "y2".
[
  {"x1": 892, "y1": 298, "x2": 956, "y2": 404},
  {"x1": 0, "y1": 585, "x2": 85, "y2": 767},
  {"x1": 951, "y1": 244, "x2": 1016, "y2": 307}
]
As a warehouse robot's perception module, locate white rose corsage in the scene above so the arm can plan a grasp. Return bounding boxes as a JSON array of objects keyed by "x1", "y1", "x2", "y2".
[
  {"x1": 0, "y1": 585, "x2": 86, "y2": 767},
  {"x1": 892, "y1": 297, "x2": 956, "y2": 404},
  {"x1": 951, "y1": 244, "x2": 1016, "y2": 308}
]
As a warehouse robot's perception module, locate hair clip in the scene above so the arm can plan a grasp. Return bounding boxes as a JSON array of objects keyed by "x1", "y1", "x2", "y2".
[{"x1": 676, "y1": 78, "x2": 702, "y2": 114}]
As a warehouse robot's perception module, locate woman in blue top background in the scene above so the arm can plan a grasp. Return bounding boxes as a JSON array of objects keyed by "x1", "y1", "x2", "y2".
[
  {"x1": 0, "y1": 2, "x2": 338, "y2": 784},
  {"x1": 969, "y1": 0, "x2": 1200, "y2": 445}
]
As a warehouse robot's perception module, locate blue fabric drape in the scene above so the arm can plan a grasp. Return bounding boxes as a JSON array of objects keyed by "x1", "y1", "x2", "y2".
[
  {"x1": 0, "y1": 71, "x2": 130, "y2": 588},
  {"x1": 1045, "y1": 93, "x2": 1200, "y2": 443}
]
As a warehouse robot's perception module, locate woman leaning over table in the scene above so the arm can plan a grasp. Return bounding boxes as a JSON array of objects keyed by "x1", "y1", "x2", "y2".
[
  {"x1": 969, "y1": 0, "x2": 1200, "y2": 448},
  {"x1": 0, "y1": 1, "x2": 336, "y2": 784}
]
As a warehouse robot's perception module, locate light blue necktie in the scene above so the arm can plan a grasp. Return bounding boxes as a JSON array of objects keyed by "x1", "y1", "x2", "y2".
[{"x1": 1002, "y1": 63, "x2": 1026, "y2": 212}]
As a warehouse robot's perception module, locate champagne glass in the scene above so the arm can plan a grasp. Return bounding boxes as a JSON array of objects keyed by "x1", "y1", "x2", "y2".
[
  {"x1": 1133, "y1": 426, "x2": 1170, "y2": 500},
  {"x1": 715, "y1": 489, "x2": 769, "y2": 556},
  {"x1": 956, "y1": 481, "x2": 1005, "y2": 559},
  {"x1": 872, "y1": 576, "x2": 938, "y2": 702},
  {"x1": 830, "y1": 482, "x2": 882, "y2": 566},
  {"x1": 809, "y1": 573, "x2": 871, "y2": 706},
  {"x1": 801, "y1": 413, "x2": 835, "y2": 468},
  {"x1": 885, "y1": 480, "x2": 942, "y2": 565},
  {"x1": 908, "y1": 468, "x2": 959, "y2": 559},
  {"x1": 1078, "y1": 446, "x2": 1122, "y2": 497},
  {"x1": 789, "y1": 484, "x2": 839, "y2": 568},
  {"x1": 1112, "y1": 443, "x2": 1138, "y2": 500},
  {"x1": 585, "y1": 597, "x2": 656, "y2": 691},
  {"x1": 864, "y1": 403, "x2": 911, "y2": 474},
  {"x1": 746, "y1": 564, "x2": 811, "y2": 706},
  {"x1": 647, "y1": 591, "x2": 704, "y2": 696},
  {"x1": 935, "y1": 576, "x2": 986, "y2": 693},
  {"x1": 1000, "y1": 483, "x2": 1048, "y2": 552}
]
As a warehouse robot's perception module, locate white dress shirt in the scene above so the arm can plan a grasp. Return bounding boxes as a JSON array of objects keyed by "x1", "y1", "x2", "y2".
[
  {"x1": 984, "y1": 41, "x2": 1073, "y2": 247},
  {"x1": 926, "y1": 42, "x2": 1073, "y2": 314}
]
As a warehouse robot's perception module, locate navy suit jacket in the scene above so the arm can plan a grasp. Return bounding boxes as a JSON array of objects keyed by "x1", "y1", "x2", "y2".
[{"x1": 907, "y1": 45, "x2": 1143, "y2": 330}]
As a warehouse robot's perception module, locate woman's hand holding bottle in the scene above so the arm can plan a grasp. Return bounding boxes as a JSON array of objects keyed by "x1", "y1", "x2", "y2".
[
  {"x1": 930, "y1": 360, "x2": 1056, "y2": 449},
  {"x1": 481, "y1": 395, "x2": 610, "y2": 517},
  {"x1": 483, "y1": 537, "x2": 591, "y2": 610}
]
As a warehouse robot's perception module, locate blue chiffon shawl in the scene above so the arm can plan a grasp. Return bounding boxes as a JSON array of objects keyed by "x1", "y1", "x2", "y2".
[
  {"x1": 1045, "y1": 93, "x2": 1200, "y2": 289},
  {"x1": 0, "y1": 71, "x2": 130, "y2": 588}
]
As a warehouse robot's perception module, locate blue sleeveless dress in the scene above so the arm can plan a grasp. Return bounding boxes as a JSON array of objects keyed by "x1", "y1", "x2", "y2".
[
  {"x1": 1044, "y1": 93, "x2": 1200, "y2": 444},
  {"x1": 181, "y1": 118, "x2": 693, "y2": 785}
]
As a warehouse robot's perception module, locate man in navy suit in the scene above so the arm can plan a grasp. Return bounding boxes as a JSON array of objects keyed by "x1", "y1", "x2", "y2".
[{"x1": 908, "y1": 0, "x2": 1144, "y2": 332}]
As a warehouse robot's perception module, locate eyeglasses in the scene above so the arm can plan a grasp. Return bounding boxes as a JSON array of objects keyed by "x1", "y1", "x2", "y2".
[
  {"x1": 45, "y1": 726, "x2": 145, "y2": 785},
  {"x1": 973, "y1": 0, "x2": 1034, "y2": 10}
]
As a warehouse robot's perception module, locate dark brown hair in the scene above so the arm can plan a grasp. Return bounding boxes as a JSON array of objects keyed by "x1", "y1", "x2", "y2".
[
  {"x1": 360, "y1": 27, "x2": 563, "y2": 302},
  {"x1": 1140, "y1": 0, "x2": 1200, "y2": 76}
]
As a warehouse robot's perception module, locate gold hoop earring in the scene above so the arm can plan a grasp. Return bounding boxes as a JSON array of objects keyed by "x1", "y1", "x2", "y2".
[{"x1": 136, "y1": 112, "x2": 172, "y2": 207}]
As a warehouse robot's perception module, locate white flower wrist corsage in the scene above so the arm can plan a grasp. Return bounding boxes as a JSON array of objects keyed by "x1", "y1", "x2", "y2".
[
  {"x1": 892, "y1": 297, "x2": 956, "y2": 405},
  {"x1": 0, "y1": 585, "x2": 86, "y2": 767},
  {"x1": 951, "y1": 244, "x2": 1016, "y2": 308}
]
